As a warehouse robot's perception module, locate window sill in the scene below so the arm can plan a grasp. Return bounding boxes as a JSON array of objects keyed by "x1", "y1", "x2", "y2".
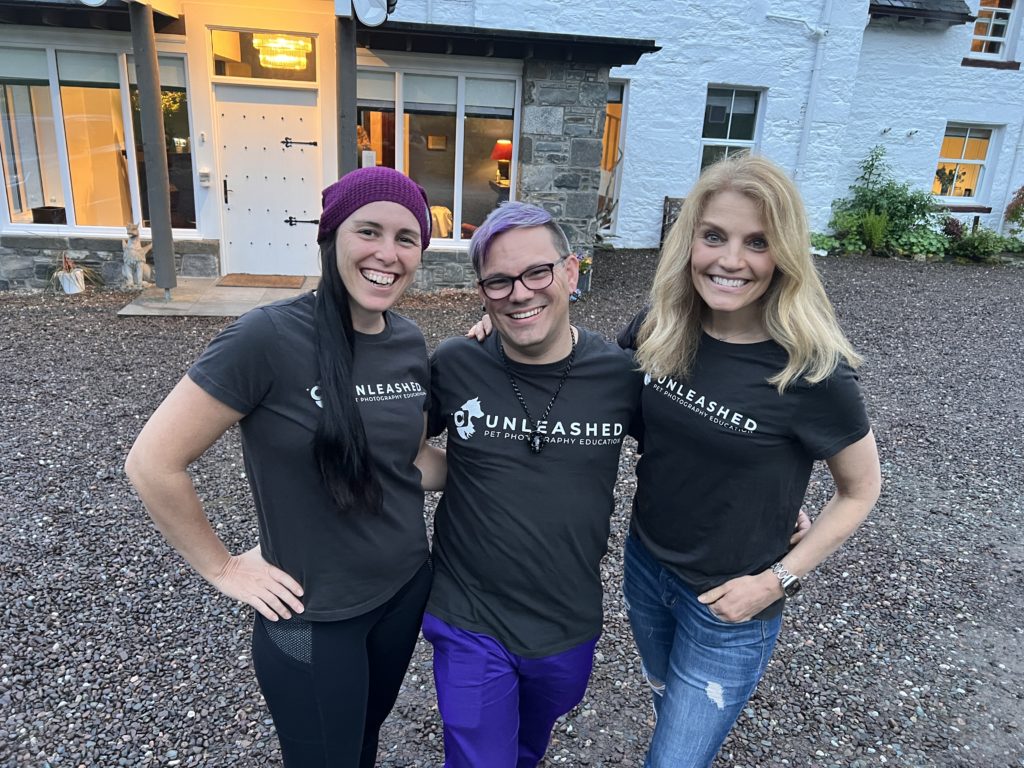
[
  {"x1": 940, "y1": 203, "x2": 993, "y2": 214},
  {"x1": 961, "y1": 57, "x2": 1021, "y2": 71}
]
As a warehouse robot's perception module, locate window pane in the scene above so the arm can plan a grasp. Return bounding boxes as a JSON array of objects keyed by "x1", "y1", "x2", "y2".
[
  {"x1": 358, "y1": 71, "x2": 395, "y2": 169},
  {"x1": 128, "y1": 56, "x2": 195, "y2": 228},
  {"x1": 0, "y1": 48, "x2": 65, "y2": 224},
  {"x1": 211, "y1": 29, "x2": 316, "y2": 83},
  {"x1": 956, "y1": 164, "x2": 982, "y2": 197},
  {"x1": 940, "y1": 127, "x2": 967, "y2": 160},
  {"x1": 406, "y1": 75, "x2": 456, "y2": 219},
  {"x1": 461, "y1": 78, "x2": 514, "y2": 239},
  {"x1": 702, "y1": 88, "x2": 731, "y2": 139},
  {"x1": 933, "y1": 162, "x2": 962, "y2": 195},
  {"x1": 728, "y1": 91, "x2": 759, "y2": 140},
  {"x1": 462, "y1": 117, "x2": 513, "y2": 239},
  {"x1": 465, "y1": 78, "x2": 515, "y2": 111},
  {"x1": 404, "y1": 73, "x2": 457, "y2": 110},
  {"x1": 964, "y1": 129, "x2": 991, "y2": 160},
  {"x1": 701, "y1": 144, "x2": 728, "y2": 170},
  {"x1": 57, "y1": 51, "x2": 132, "y2": 226}
]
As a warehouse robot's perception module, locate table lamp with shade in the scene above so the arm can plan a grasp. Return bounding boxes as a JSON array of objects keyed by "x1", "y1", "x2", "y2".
[{"x1": 491, "y1": 139, "x2": 513, "y2": 184}]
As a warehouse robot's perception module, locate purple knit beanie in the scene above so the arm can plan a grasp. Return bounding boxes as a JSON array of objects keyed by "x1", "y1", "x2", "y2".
[{"x1": 317, "y1": 166, "x2": 431, "y2": 248}]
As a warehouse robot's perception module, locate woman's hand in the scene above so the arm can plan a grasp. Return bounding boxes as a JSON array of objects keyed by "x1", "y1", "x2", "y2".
[
  {"x1": 790, "y1": 509, "x2": 811, "y2": 546},
  {"x1": 465, "y1": 313, "x2": 492, "y2": 341},
  {"x1": 211, "y1": 545, "x2": 305, "y2": 621},
  {"x1": 697, "y1": 571, "x2": 780, "y2": 623}
]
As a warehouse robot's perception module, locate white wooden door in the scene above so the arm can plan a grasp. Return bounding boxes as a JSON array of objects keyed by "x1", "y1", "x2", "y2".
[{"x1": 215, "y1": 84, "x2": 322, "y2": 276}]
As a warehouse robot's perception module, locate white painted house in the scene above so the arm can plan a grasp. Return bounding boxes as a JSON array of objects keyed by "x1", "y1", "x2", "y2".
[{"x1": 0, "y1": 0, "x2": 1020, "y2": 289}]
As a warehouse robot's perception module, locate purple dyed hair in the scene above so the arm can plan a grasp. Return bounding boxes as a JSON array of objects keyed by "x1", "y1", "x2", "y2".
[{"x1": 468, "y1": 201, "x2": 571, "y2": 275}]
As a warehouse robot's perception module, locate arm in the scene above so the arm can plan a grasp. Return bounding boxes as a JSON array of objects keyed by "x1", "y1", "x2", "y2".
[
  {"x1": 414, "y1": 414, "x2": 447, "y2": 491},
  {"x1": 699, "y1": 430, "x2": 881, "y2": 622},
  {"x1": 125, "y1": 375, "x2": 305, "y2": 620}
]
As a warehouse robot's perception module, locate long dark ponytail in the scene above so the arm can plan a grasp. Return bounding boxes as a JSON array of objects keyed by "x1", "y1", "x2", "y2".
[{"x1": 312, "y1": 237, "x2": 383, "y2": 515}]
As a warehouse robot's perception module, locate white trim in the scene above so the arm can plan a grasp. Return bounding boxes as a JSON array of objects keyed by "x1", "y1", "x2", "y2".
[
  {"x1": 931, "y1": 122, "x2": 1002, "y2": 204},
  {"x1": 969, "y1": 0, "x2": 1019, "y2": 62},
  {"x1": 698, "y1": 85, "x2": 764, "y2": 173}
]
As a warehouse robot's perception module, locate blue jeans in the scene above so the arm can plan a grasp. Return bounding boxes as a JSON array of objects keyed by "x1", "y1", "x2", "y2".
[{"x1": 623, "y1": 533, "x2": 782, "y2": 768}]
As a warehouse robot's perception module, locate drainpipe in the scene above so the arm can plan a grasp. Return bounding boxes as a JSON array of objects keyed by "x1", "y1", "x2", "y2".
[{"x1": 768, "y1": 0, "x2": 833, "y2": 185}]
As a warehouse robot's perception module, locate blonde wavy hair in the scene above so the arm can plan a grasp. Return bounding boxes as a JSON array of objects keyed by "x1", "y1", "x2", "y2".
[{"x1": 636, "y1": 154, "x2": 861, "y2": 393}]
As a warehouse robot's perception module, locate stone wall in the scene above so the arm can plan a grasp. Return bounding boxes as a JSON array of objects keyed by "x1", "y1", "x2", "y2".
[
  {"x1": 0, "y1": 236, "x2": 220, "y2": 291},
  {"x1": 518, "y1": 59, "x2": 609, "y2": 263},
  {"x1": 411, "y1": 248, "x2": 476, "y2": 291}
]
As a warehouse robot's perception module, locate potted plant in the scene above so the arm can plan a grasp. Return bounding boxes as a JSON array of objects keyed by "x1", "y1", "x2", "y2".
[
  {"x1": 575, "y1": 251, "x2": 593, "y2": 294},
  {"x1": 51, "y1": 252, "x2": 96, "y2": 294}
]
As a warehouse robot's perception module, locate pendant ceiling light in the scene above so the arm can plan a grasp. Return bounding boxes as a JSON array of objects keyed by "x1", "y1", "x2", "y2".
[{"x1": 251, "y1": 33, "x2": 313, "y2": 71}]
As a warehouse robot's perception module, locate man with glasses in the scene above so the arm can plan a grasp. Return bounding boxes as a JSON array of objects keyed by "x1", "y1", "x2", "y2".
[{"x1": 423, "y1": 201, "x2": 642, "y2": 767}]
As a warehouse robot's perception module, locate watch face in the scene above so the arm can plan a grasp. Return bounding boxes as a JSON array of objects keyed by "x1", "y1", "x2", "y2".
[
  {"x1": 784, "y1": 579, "x2": 802, "y2": 597},
  {"x1": 352, "y1": 0, "x2": 388, "y2": 25}
]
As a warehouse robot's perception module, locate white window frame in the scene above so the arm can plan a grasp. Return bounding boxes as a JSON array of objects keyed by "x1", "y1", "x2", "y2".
[
  {"x1": 932, "y1": 123, "x2": 997, "y2": 204},
  {"x1": 356, "y1": 51, "x2": 522, "y2": 245},
  {"x1": 0, "y1": 35, "x2": 196, "y2": 236},
  {"x1": 970, "y1": 0, "x2": 1020, "y2": 62},
  {"x1": 699, "y1": 85, "x2": 764, "y2": 172},
  {"x1": 598, "y1": 78, "x2": 628, "y2": 235}
]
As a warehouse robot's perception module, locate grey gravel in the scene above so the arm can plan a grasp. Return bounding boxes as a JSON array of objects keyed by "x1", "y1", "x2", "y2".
[{"x1": 1, "y1": 251, "x2": 1022, "y2": 767}]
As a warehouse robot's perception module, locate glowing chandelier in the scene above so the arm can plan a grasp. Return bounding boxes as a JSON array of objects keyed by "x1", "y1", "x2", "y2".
[{"x1": 251, "y1": 33, "x2": 313, "y2": 71}]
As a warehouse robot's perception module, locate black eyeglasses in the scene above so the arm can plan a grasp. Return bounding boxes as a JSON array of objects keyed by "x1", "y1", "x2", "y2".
[{"x1": 478, "y1": 258, "x2": 566, "y2": 300}]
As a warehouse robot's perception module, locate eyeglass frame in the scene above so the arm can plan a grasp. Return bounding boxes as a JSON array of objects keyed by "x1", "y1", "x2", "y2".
[{"x1": 477, "y1": 256, "x2": 568, "y2": 300}]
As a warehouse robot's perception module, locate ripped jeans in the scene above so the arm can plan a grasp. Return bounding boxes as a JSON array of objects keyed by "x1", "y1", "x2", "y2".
[{"x1": 622, "y1": 533, "x2": 782, "y2": 768}]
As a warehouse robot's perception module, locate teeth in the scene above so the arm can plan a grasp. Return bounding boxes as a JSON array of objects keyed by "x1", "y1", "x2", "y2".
[
  {"x1": 711, "y1": 275, "x2": 747, "y2": 288},
  {"x1": 510, "y1": 307, "x2": 542, "y2": 320},
  {"x1": 362, "y1": 269, "x2": 395, "y2": 286}
]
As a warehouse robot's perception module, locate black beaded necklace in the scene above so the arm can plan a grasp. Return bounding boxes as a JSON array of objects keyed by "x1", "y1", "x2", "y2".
[{"x1": 497, "y1": 327, "x2": 578, "y2": 455}]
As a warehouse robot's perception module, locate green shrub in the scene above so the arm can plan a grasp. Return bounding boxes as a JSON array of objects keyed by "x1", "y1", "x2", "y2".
[
  {"x1": 995, "y1": 234, "x2": 1024, "y2": 254},
  {"x1": 827, "y1": 146, "x2": 942, "y2": 257},
  {"x1": 948, "y1": 227, "x2": 1004, "y2": 263},
  {"x1": 861, "y1": 210, "x2": 889, "y2": 255},
  {"x1": 892, "y1": 227, "x2": 947, "y2": 260},
  {"x1": 810, "y1": 232, "x2": 840, "y2": 253}
]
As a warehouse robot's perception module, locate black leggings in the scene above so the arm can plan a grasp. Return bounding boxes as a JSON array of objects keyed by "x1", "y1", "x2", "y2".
[{"x1": 251, "y1": 560, "x2": 432, "y2": 768}]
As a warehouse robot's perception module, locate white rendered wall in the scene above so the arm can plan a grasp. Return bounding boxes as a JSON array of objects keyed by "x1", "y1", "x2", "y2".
[
  {"x1": 843, "y1": 6, "x2": 1024, "y2": 233},
  {"x1": 392, "y1": 0, "x2": 870, "y2": 245},
  {"x1": 393, "y1": 0, "x2": 1024, "y2": 244}
]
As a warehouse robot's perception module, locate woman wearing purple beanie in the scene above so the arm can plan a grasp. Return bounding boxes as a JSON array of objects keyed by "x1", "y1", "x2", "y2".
[{"x1": 126, "y1": 167, "x2": 443, "y2": 766}]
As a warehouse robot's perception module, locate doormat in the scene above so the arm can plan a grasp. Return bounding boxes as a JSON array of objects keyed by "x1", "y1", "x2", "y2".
[{"x1": 216, "y1": 274, "x2": 306, "y2": 289}]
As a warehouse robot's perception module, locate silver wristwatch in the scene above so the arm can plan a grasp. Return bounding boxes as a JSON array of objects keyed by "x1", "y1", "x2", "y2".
[{"x1": 770, "y1": 562, "x2": 802, "y2": 597}]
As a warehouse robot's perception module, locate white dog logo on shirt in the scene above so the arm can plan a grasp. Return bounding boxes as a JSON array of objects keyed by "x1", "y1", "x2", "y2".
[{"x1": 454, "y1": 397, "x2": 485, "y2": 440}]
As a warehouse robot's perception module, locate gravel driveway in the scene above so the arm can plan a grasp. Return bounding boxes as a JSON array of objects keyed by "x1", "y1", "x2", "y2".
[{"x1": 2, "y1": 251, "x2": 1022, "y2": 767}]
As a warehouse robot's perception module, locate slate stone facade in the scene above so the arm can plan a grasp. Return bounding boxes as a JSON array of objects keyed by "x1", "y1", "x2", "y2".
[{"x1": 0, "y1": 236, "x2": 220, "y2": 291}]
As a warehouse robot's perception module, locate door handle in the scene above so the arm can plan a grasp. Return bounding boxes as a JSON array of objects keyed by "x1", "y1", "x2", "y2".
[{"x1": 223, "y1": 177, "x2": 232, "y2": 204}]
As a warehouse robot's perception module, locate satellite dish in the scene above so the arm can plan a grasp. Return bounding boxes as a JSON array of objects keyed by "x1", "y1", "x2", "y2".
[{"x1": 352, "y1": 0, "x2": 388, "y2": 26}]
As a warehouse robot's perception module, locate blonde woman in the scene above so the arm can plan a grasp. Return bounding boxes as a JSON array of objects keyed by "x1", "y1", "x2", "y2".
[{"x1": 617, "y1": 154, "x2": 881, "y2": 767}]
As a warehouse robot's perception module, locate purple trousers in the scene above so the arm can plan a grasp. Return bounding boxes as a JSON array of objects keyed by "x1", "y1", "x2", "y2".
[{"x1": 422, "y1": 612, "x2": 598, "y2": 768}]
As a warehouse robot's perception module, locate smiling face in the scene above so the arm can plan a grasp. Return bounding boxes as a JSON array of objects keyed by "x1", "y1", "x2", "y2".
[
  {"x1": 690, "y1": 189, "x2": 777, "y2": 336},
  {"x1": 334, "y1": 200, "x2": 423, "y2": 333},
  {"x1": 479, "y1": 225, "x2": 578, "y2": 364}
]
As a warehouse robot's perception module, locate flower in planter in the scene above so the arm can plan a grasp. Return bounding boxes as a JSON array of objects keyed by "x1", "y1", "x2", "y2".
[{"x1": 576, "y1": 251, "x2": 593, "y2": 275}]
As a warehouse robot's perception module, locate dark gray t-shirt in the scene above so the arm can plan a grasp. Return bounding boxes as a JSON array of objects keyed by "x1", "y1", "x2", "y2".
[
  {"x1": 189, "y1": 293, "x2": 430, "y2": 621},
  {"x1": 427, "y1": 330, "x2": 642, "y2": 657},
  {"x1": 619, "y1": 312, "x2": 870, "y2": 618}
]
